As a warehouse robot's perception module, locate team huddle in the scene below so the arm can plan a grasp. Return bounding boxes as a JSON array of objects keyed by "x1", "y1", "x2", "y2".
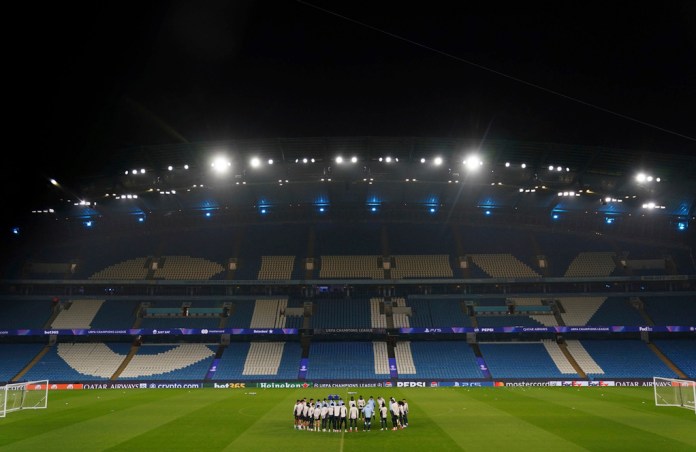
[{"x1": 293, "y1": 395, "x2": 409, "y2": 432}]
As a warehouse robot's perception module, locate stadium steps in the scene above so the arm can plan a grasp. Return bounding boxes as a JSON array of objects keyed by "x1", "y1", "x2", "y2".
[
  {"x1": 51, "y1": 299, "x2": 104, "y2": 329},
  {"x1": 373, "y1": 341, "x2": 390, "y2": 375},
  {"x1": 647, "y1": 343, "x2": 688, "y2": 379},
  {"x1": 243, "y1": 342, "x2": 284, "y2": 375},
  {"x1": 528, "y1": 232, "x2": 549, "y2": 277},
  {"x1": 630, "y1": 297, "x2": 655, "y2": 326},
  {"x1": 564, "y1": 340, "x2": 604, "y2": 374},
  {"x1": 394, "y1": 341, "x2": 416, "y2": 374},
  {"x1": 555, "y1": 340, "x2": 586, "y2": 378},
  {"x1": 12, "y1": 345, "x2": 51, "y2": 383},
  {"x1": 110, "y1": 344, "x2": 140, "y2": 380},
  {"x1": 43, "y1": 306, "x2": 62, "y2": 329},
  {"x1": 370, "y1": 298, "x2": 387, "y2": 328},
  {"x1": 552, "y1": 307, "x2": 566, "y2": 326},
  {"x1": 542, "y1": 339, "x2": 581, "y2": 376}
]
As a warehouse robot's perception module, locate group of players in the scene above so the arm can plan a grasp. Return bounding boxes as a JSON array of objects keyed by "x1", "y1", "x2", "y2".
[{"x1": 293, "y1": 395, "x2": 409, "y2": 432}]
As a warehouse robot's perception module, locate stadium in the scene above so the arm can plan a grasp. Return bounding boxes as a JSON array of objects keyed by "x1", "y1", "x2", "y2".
[
  {"x1": 3, "y1": 2, "x2": 695, "y2": 450},
  {"x1": 1, "y1": 137, "x2": 695, "y2": 450}
]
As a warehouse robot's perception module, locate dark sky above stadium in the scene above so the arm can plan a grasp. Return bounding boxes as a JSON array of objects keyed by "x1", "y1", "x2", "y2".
[{"x1": 6, "y1": 1, "x2": 696, "y2": 211}]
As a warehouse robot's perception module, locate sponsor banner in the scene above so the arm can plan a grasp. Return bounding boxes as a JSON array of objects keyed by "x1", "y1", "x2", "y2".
[
  {"x1": 254, "y1": 382, "x2": 311, "y2": 389},
  {"x1": 27, "y1": 383, "x2": 83, "y2": 390},
  {"x1": 315, "y1": 328, "x2": 383, "y2": 334},
  {"x1": 228, "y1": 328, "x2": 299, "y2": 335},
  {"x1": 86, "y1": 329, "x2": 130, "y2": 335},
  {"x1": 311, "y1": 382, "x2": 385, "y2": 388},
  {"x1": 476, "y1": 357, "x2": 492, "y2": 379},
  {"x1": 0, "y1": 328, "x2": 300, "y2": 336},
  {"x1": 209, "y1": 382, "x2": 247, "y2": 389},
  {"x1": 0, "y1": 326, "x2": 694, "y2": 336},
  {"x1": 298, "y1": 358, "x2": 309, "y2": 380},
  {"x1": 435, "y1": 381, "x2": 495, "y2": 387},
  {"x1": 388, "y1": 357, "x2": 398, "y2": 379},
  {"x1": 82, "y1": 382, "x2": 202, "y2": 389},
  {"x1": 401, "y1": 326, "x2": 696, "y2": 334},
  {"x1": 396, "y1": 381, "x2": 427, "y2": 388},
  {"x1": 205, "y1": 358, "x2": 220, "y2": 380}
]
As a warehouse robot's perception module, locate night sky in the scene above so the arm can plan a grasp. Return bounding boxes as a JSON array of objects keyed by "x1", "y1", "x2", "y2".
[{"x1": 6, "y1": 1, "x2": 696, "y2": 210}]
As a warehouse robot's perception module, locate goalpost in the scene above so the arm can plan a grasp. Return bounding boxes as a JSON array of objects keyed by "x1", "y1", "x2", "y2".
[
  {"x1": 0, "y1": 380, "x2": 49, "y2": 418},
  {"x1": 653, "y1": 377, "x2": 696, "y2": 414}
]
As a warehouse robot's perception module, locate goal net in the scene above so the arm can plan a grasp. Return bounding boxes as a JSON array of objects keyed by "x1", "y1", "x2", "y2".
[
  {"x1": 0, "y1": 380, "x2": 49, "y2": 418},
  {"x1": 653, "y1": 377, "x2": 696, "y2": 414}
]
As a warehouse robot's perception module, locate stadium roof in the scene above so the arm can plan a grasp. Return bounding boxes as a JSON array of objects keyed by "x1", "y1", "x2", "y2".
[
  {"x1": 5, "y1": 2, "x2": 695, "y2": 244},
  {"x1": 11, "y1": 137, "x2": 691, "y2": 242}
]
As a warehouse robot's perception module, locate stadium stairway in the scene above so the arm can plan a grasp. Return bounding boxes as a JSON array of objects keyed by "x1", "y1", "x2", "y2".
[
  {"x1": 111, "y1": 342, "x2": 141, "y2": 380},
  {"x1": 630, "y1": 297, "x2": 655, "y2": 326},
  {"x1": 555, "y1": 339, "x2": 586, "y2": 378},
  {"x1": 647, "y1": 343, "x2": 688, "y2": 379},
  {"x1": 12, "y1": 345, "x2": 51, "y2": 383},
  {"x1": 43, "y1": 305, "x2": 62, "y2": 329}
]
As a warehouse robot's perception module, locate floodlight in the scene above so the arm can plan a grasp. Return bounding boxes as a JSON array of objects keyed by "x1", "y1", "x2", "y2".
[
  {"x1": 250, "y1": 157, "x2": 261, "y2": 168},
  {"x1": 335, "y1": 156, "x2": 344, "y2": 164},
  {"x1": 505, "y1": 162, "x2": 510, "y2": 167},
  {"x1": 463, "y1": 155, "x2": 482, "y2": 170},
  {"x1": 211, "y1": 156, "x2": 231, "y2": 173},
  {"x1": 636, "y1": 173, "x2": 647, "y2": 182},
  {"x1": 351, "y1": 156, "x2": 358, "y2": 163},
  {"x1": 433, "y1": 156, "x2": 443, "y2": 166},
  {"x1": 167, "y1": 166, "x2": 173, "y2": 171}
]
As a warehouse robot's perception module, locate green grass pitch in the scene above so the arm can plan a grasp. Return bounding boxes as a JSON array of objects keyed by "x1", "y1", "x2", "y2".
[{"x1": 1, "y1": 386, "x2": 694, "y2": 451}]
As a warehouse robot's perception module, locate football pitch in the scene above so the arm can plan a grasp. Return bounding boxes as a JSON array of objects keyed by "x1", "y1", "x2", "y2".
[{"x1": 1, "y1": 386, "x2": 694, "y2": 451}]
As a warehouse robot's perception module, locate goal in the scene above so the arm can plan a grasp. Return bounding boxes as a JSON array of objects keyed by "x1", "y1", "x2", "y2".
[
  {"x1": 0, "y1": 380, "x2": 49, "y2": 418},
  {"x1": 653, "y1": 377, "x2": 696, "y2": 414}
]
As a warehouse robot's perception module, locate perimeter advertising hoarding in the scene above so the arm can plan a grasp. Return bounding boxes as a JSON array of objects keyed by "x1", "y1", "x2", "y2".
[
  {"x1": 31, "y1": 380, "x2": 670, "y2": 389},
  {"x1": 1, "y1": 326, "x2": 692, "y2": 336}
]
